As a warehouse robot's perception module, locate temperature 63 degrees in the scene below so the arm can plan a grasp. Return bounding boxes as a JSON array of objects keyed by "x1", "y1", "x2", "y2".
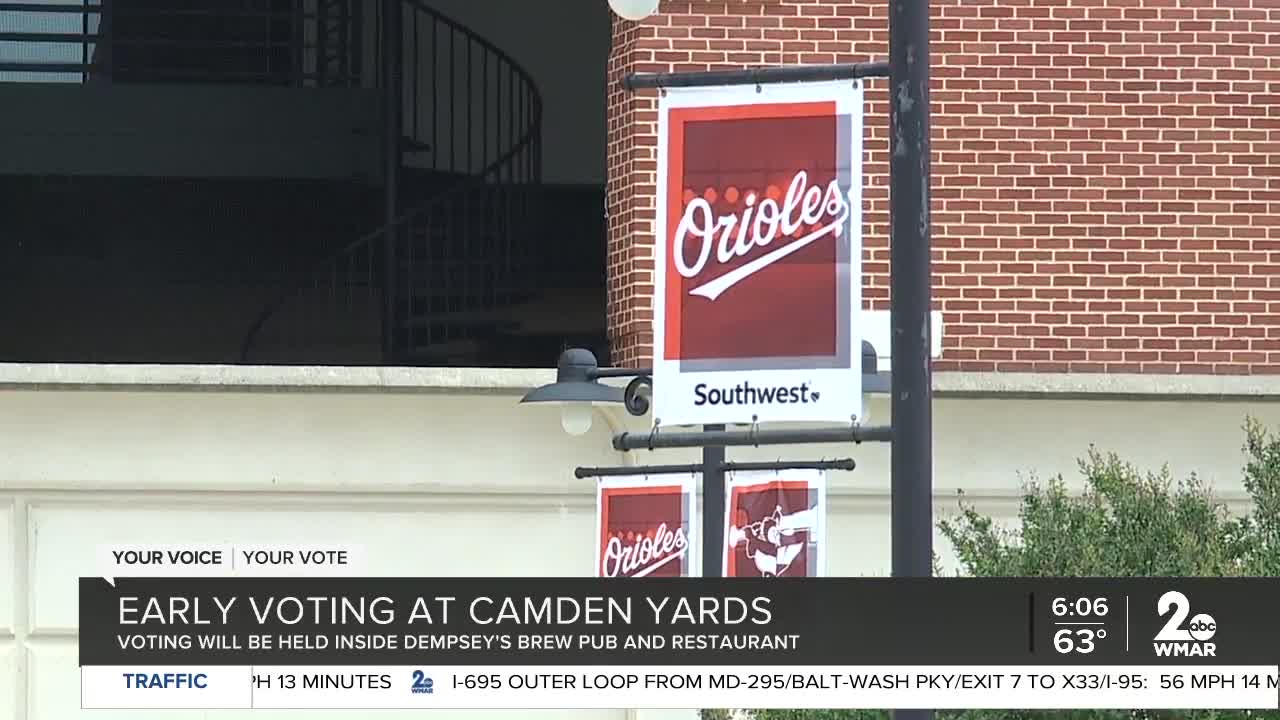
[{"x1": 1051, "y1": 597, "x2": 1110, "y2": 655}]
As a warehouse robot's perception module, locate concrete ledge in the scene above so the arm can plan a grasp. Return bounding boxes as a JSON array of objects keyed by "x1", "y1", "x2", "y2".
[
  {"x1": 0, "y1": 363, "x2": 555, "y2": 395},
  {"x1": 934, "y1": 371, "x2": 1280, "y2": 400},
  {"x1": 0, "y1": 363, "x2": 1277, "y2": 399},
  {"x1": 5, "y1": 485, "x2": 1261, "y2": 515}
]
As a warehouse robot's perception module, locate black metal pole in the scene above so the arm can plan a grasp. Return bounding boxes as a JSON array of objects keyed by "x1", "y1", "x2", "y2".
[
  {"x1": 380, "y1": 0, "x2": 402, "y2": 362},
  {"x1": 613, "y1": 424, "x2": 892, "y2": 452},
  {"x1": 889, "y1": 0, "x2": 934, "y2": 717},
  {"x1": 574, "y1": 458, "x2": 857, "y2": 479},
  {"x1": 623, "y1": 61, "x2": 889, "y2": 90},
  {"x1": 702, "y1": 424, "x2": 725, "y2": 578}
]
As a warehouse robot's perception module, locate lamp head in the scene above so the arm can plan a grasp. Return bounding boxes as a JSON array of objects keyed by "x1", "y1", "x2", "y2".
[
  {"x1": 521, "y1": 349, "x2": 623, "y2": 405},
  {"x1": 521, "y1": 349, "x2": 625, "y2": 435}
]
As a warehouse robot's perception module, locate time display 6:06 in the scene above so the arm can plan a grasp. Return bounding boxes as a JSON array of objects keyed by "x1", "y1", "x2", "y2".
[
  {"x1": 1051, "y1": 597, "x2": 1110, "y2": 655},
  {"x1": 1052, "y1": 597, "x2": 1109, "y2": 618}
]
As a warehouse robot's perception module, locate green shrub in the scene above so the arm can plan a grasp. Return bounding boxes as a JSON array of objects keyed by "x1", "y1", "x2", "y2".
[{"x1": 728, "y1": 419, "x2": 1280, "y2": 720}]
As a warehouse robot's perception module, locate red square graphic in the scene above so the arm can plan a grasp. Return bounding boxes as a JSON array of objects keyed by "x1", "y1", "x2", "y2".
[
  {"x1": 726, "y1": 480, "x2": 819, "y2": 578},
  {"x1": 664, "y1": 102, "x2": 842, "y2": 362},
  {"x1": 598, "y1": 486, "x2": 691, "y2": 578}
]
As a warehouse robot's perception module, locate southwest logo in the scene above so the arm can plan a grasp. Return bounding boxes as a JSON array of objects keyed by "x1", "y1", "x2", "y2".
[{"x1": 693, "y1": 381, "x2": 818, "y2": 406}]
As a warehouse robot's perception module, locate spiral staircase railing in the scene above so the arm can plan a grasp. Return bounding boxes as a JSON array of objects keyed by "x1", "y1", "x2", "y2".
[
  {"x1": 238, "y1": 0, "x2": 543, "y2": 364},
  {"x1": 0, "y1": 0, "x2": 543, "y2": 365},
  {"x1": 0, "y1": 0, "x2": 363, "y2": 86}
]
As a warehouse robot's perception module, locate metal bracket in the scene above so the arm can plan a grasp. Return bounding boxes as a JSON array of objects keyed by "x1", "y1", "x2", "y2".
[
  {"x1": 622, "y1": 374, "x2": 652, "y2": 417},
  {"x1": 612, "y1": 424, "x2": 892, "y2": 452},
  {"x1": 575, "y1": 458, "x2": 857, "y2": 479},
  {"x1": 623, "y1": 61, "x2": 891, "y2": 91}
]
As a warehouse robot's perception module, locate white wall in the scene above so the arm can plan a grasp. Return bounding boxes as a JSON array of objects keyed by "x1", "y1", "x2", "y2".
[
  {"x1": 1, "y1": 366, "x2": 1278, "y2": 720},
  {"x1": 0, "y1": 501, "x2": 13, "y2": 720},
  {"x1": 0, "y1": 386, "x2": 634, "y2": 720}
]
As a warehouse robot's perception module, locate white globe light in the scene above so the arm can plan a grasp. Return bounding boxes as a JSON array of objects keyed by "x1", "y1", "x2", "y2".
[
  {"x1": 560, "y1": 404, "x2": 594, "y2": 436},
  {"x1": 608, "y1": 0, "x2": 660, "y2": 21}
]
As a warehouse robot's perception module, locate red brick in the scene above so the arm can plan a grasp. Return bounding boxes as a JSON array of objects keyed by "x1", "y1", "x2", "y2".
[{"x1": 605, "y1": 0, "x2": 1280, "y2": 374}]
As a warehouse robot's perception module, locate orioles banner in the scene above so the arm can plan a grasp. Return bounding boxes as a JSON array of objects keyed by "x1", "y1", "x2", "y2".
[
  {"x1": 724, "y1": 469, "x2": 827, "y2": 577},
  {"x1": 595, "y1": 474, "x2": 698, "y2": 578},
  {"x1": 653, "y1": 79, "x2": 865, "y2": 427}
]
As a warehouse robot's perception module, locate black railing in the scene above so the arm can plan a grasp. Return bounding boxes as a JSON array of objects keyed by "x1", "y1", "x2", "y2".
[
  {"x1": 238, "y1": 0, "x2": 543, "y2": 364},
  {"x1": 0, "y1": 0, "x2": 362, "y2": 86},
  {"x1": 0, "y1": 0, "x2": 545, "y2": 366}
]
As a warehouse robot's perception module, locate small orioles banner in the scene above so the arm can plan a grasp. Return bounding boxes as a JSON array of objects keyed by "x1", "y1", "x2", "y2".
[
  {"x1": 724, "y1": 469, "x2": 827, "y2": 577},
  {"x1": 594, "y1": 473, "x2": 698, "y2": 578}
]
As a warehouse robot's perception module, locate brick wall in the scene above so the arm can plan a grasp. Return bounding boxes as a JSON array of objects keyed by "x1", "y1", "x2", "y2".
[{"x1": 605, "y1": 0, "x2": 1280, "y2": 374}]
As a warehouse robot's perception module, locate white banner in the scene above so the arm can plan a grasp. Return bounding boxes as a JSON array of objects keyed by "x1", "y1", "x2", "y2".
[
  {"x1": 82, "y1": 665, "x2": 1280, "y2": 710},
  {"x1": 594, "y1": 473, "x2": 698, "y2": 578},
  {"x1": 723, "y1": 469, "x2": 826, "y2": 577},
  {"x1": 652, "y1": 79, "x2": 866, "y2": 427}
]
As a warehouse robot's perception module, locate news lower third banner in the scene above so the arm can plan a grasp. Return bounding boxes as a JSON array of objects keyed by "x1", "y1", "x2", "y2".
[{"x1": 80, "y1": 577, "x2": 1280, "y2": 710}]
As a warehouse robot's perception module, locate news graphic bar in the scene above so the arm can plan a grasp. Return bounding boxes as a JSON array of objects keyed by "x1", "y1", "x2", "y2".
[
  {"x1": 81, "y1": 666, "x2": 1279, "y2": 710},
  {"x1": 79, "y1": 577, "x2": 1280, "y2": 710}
]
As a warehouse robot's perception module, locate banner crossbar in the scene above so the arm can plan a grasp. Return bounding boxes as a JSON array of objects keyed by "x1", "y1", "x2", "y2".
[
  {"x1": 623, "y1": 61, "x2": 890, "y2": 91},
  {"x1": 576, "y1": 458, "x2": 856, "y2": 479},
  {"x1": 613, "y1": 424, "x2": 892, "y2": 452}
]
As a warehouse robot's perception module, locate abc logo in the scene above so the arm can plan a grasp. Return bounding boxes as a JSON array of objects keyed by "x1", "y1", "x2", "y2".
[
  {"x1": 1188, "y1": 613, "x2": 1217, "y2": 642},
  {"x1": 1154, "y1": 591, "x2": 1220, "y2": 646}
]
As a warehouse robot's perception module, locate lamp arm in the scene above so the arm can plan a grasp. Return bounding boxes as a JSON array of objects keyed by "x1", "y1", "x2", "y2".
[
  {"x1": 590, "y1": 367, "x2": 653, "y2": 380},
  {"x1": 582, "y1": 366, "x2": 653, "y2": 417}
]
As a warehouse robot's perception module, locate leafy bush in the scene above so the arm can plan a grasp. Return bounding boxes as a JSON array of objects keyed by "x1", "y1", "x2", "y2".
[{"x1": 721, "y1": 419, "x2": 1280, "y2": 720}]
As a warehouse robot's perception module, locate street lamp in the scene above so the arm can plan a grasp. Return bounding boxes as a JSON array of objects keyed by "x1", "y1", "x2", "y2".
[
  {"x1": 518, "y1": 348, "x2": 626, "y2": 436},
  {"x1": 522, "y1": 341, "x2": 890, "y2": 580},
  {"x1": 607, "y1": 0, "x2": 660, "y2": 21},
  {"x1": 576, "y1": 51, "x2": 932, "y2": 719}
]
